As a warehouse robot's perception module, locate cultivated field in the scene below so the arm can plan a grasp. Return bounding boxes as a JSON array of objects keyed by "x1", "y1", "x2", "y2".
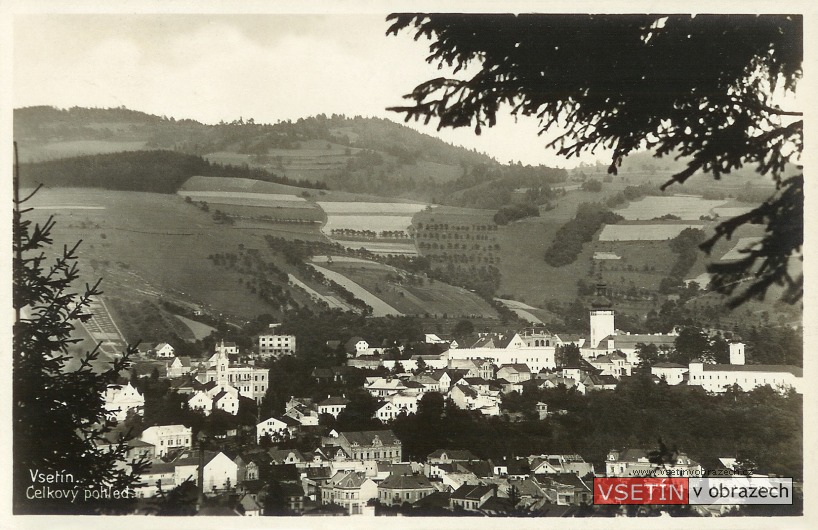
[
  {"x1": 23, "y1": 187, "x2": 317, "y2": 320},
  {"x1": 309, "y1": 263, "x2": 402, "y2": 317},
  {"x1": 598, "y1": 223, "x2": 705, "y2": 241},
  {"x1": 613, "y1": 195, "x2": 727, "y2": 220},
  {"x1": 316, "y1": 258, "x2": 498, "y2": 319}
]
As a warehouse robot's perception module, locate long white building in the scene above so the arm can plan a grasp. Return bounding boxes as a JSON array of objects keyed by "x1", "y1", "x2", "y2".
[{"x1": 447, "y1": 332, "x2": 556, "y2": 373}]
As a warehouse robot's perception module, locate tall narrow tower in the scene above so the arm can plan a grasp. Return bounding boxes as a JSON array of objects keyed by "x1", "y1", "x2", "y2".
[
  {"x1": 217, "y1": 340, "x2": 229, "y2": 389},
  {"x1": 589, "y1": 282, "x2": 615, "y2": 349}
]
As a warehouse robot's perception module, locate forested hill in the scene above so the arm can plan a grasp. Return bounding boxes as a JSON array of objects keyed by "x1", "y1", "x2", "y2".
[
  {"x1": 18, "y1": 150, "x2": 328, "y2": 193},
  {"x1": 14, "y1": 105, "x2": 568, "y2": 206}
]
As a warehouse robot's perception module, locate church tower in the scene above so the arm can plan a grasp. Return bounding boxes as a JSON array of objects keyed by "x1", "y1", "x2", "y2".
[
  {"x1": 217, "y1": 340, "x2": 229, "y2": 389},
  {"x1": 729, "y1": 342, "x2": 745, "y2": 365},
  {"x1": 589, "y1": 282, "x2": 615, "y2": 349}
]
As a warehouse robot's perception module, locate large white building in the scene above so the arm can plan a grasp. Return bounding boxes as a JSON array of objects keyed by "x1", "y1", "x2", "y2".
[
  {"x1": 197, "y1": 341, "x2": 269, "y2": 404},
  {"x1": 258, "y1": 334, "x2": 296, "y2": 357},
  {"x1": 447, "y1": 332, "x2": 556, "y2": 373},
  {"x1": 140, "y1": 425, "x2": 192, "y2": 457},
  {"x1": 688, "y1": 359, "x2": 802, "y2": 394}
]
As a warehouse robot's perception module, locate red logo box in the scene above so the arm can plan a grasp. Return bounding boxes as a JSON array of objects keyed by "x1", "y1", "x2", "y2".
[{"x1": 594, "y1": 477, "x2": 689, "y2": 505}]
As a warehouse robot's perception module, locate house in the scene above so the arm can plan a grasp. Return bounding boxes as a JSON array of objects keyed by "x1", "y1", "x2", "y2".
[
  {"x1": 285, "y1": 397, "x2": 320, "y2": 426},
  {"x1": 134, "y1": 462, "x2": 176, "y2": 498},
  {"x1": 344, "y1": 337, "x2": 370, "y2": 356},
  {"x1": 449, "y1": 384, "x2": 501, "y2": 416},
  {"x1": 497, "y1": 363, "x2": 532, "y2": 383},
  {"x1": 535, "y1": 473, "x2": 593, "y2": 506},
  {"x1": 450, "y1": 484, "x2": 495, "y2": 511},
  {"x1": 377, "y1": 473, "x2": 435, "y2": 506},
  {"x1": 332, "y1": 430, "x2": 402, "y2": 463},
  {"x1": 213, "y1": 389, "x2": 240, "y2": 416},
  {"x1": 258, "y1": 334, "x2": 296, "y2": 357},
  {"x1": 365, "y1": 377, "x2": 408, "y2": 398},
  {"x1": 154, "y1": 343, "x2": 175, "y2": 358},
  {"x1": 257, "y1": 417, "x2": 291, "y2": 443},
  {"x1": 140, "y1": 425, "x2": 192, "y2": 458},
  {"x1": 312, "y1": 366, "x2": 350, "y2": 383},
  {"x1": 239, "y1": 493, "x2": 263, "y2": 516},
  {"x1": 103, "y1": 383, "x2": 144, "y2": 422},
  {"x1": 375, "y1": 402, "x2": 403, "y2": 423},
  {"x1": 651, "y1": 362, "x2": 689, "y2": 385},
  {"x1": 493, "y1": 457, "x2": 531, "y2": 479},
  {"x1": 188, "y1": 390, "x2": 214, "y2": 415},
  {"x1": 605, "y1": 448, "x2": 702, "y2": 477},
  {"x1": 318, "y1": 396, "x2": 350, "y2": 418},
  {"x1": 321, "y1": 471, "x2": 377, "y2": 515},
  {"x1": 167, "y1": 356, "x2": 198, "y2": 378},
  {"x1": 268, "y1": 448, "x2": 306, "y2": 466},
  {"x1": 529, "y1": 454, "x2": 594, "y2": 477},
  {"x1": 172, "y1": 450, "x2": 238, "y2": 493}
]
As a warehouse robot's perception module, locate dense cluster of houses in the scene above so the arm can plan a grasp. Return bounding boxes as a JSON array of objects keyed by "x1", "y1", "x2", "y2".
[{"x1": 98, "y1": 285, "x2": 801, "y2": 515}]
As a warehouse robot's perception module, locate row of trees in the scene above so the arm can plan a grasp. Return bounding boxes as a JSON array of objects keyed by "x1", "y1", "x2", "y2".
[{"x1": 544, "y1": 203, "x2": 624, "y2": 266}]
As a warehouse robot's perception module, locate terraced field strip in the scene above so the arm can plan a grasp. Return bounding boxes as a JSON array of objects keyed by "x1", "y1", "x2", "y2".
[
  {"x1": 495, "y1": 298, "x2": 544, "y2": 324},
  {"x1": 317, "y1": 201, "x2": 427, "y2": 214},
  {"x1": 308, "y1": 264, "x2": 402, "y2": 317},
  {"x1": 288, "y1": 274, "x2": 351, "y2": 311},
  {"x1": 332, "y1": 240, "x2": 418, "y2": 256}
]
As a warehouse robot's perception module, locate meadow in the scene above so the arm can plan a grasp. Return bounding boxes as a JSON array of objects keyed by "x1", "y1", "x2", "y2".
[
  {"x1": 598, "y1": 223, "x2": 705, "y2": 241},
  {"x1": 613, "y1": 195, "x2": 727, "y2": 220}
]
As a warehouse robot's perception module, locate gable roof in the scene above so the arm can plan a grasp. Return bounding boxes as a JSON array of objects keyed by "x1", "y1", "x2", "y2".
[
  {"x1": 379, "y1": 474, "x2": 433, "y2": 490},
  {"x1": 451, "y1": 484, "x2": 494, "y2": 500},
  {"x1": 319, "y1": 396, "x2": 350, "y2": 407},
  {"x1": 339, "y1": 430, "x2": 400, "y2": 447},
  {"x1": 334, "y1": 471, "x2": 367, "y2": 489}
]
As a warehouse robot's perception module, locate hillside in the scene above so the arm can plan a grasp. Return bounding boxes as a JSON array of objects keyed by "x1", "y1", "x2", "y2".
[{"x1": 14, "y1": 106, "x2": 567, "y2": 207}]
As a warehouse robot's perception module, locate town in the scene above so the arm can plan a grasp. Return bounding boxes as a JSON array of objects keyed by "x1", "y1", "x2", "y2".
[{"x1": 101, "y1": 284, "x2": 803, "y2": 517}]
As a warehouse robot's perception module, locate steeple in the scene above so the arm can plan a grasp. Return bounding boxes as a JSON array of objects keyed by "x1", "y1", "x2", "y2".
[
  {"x1": 589, "y1": 281, "x2": 615, "y2": 349},
  {"x1": 217, "y1": 340, "x2": 229, "y2": 389}
]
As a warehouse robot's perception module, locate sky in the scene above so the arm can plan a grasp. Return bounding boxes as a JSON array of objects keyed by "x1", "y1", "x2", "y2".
[{"x1": 11, "y1": 13, "x2": 610, "y2": 168}]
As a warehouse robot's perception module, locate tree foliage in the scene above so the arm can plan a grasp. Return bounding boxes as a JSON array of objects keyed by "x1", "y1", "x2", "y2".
[
  {"x1": 13, "y1": 175, "x2": 147, "y2": 513},
  {"x1": 388, "y1": 14, "x2": 802, "y2": 306}
]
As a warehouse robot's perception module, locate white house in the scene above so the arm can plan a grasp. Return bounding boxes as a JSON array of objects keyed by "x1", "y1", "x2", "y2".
[
  {"x1": 651, "y1": 362, "x2": 688, "y2": 385},
  {"x1": 213, "y1": 390, "x2": 239, "y2": 415},
  {"x1": 365, "y1": 377, "x2": 408, "y2": 398},
  {"x1": 154, "y1": 343, "x2": 175, "y2": 359},
  {"x1": 103, "y1": 383, "x2": 145, "y2": 422},
  {"x1": 173, "y1": 451, "x2": 238, "y2": 493},
  {"x1": 606, "y1": 448, "x2": 701, "y2": 477},
  {"x1": 188, "y1": 391, "x2": 213, "y2": 415},
  {"x1": 257, "y1": 417, "x2": 289, "y2": 443},
  {"x1": 134, "y1": 462, "x2": 176, "y2": 498},
  {"x1": 375, "y1": 402, "x2": 403, "y2": 422},
  {"x1": 140, "y1": 425, "x2": 192, "y2": 457},
  {"x1": 449, "y1": 384, "x2": 500, "y2": 416},
  {"x1": 318, "y1": 396, "x2": 350, "y2": 418},
  {"x1": 167, "y1": 356, "x2": 198, "y2": 378}
]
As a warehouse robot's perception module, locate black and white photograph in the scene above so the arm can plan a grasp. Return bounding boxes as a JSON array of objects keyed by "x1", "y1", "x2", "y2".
[{"x1": 4, "y1": 1, "x2": 811, "y2": 525}]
